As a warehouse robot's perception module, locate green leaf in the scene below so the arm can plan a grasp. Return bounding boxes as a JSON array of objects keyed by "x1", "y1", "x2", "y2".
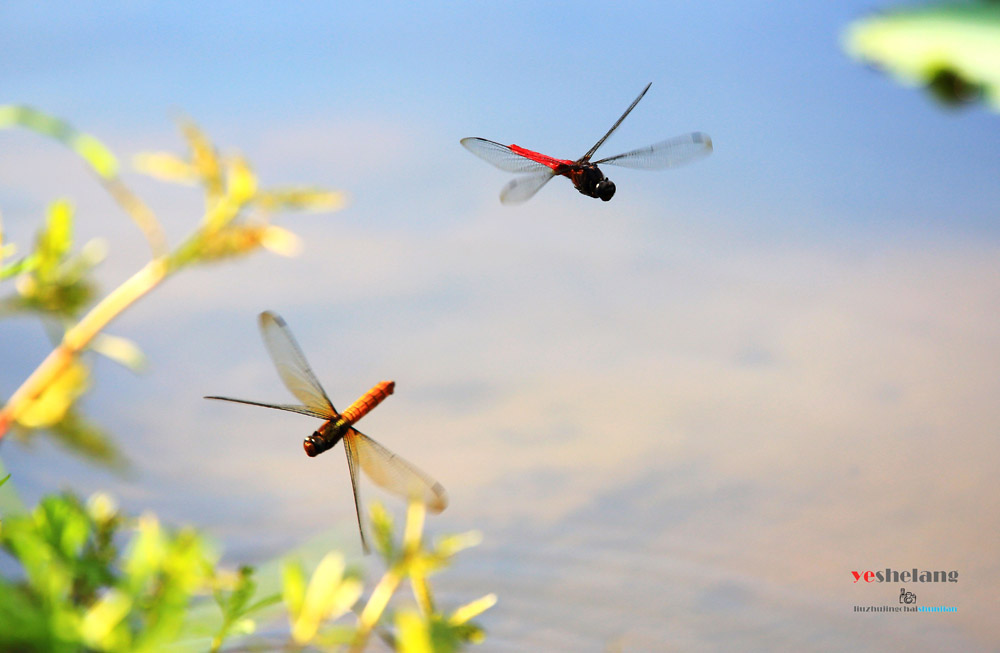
[
  {"x1": 0, "y1": 106, "x2": 120, "y2": 177},
  {"x1": 280, "y1": 558, "x2": 307, "y2": 620},
  {"x1": 73, "y1": 133, "x2": 119, "y2": 179},
  {"x1": 90, "y1": 332, "x2": 148, "y2": 373},
  {"x1": 253, "y1": 187, "x2": 347, "y2": 213},
  {"x1": 133, "y1": 151, "x2": 199, "y2": 184},
  {"x1": 291, "y1": 552, "x2": 362, "y2": 644},
  {"x1": 844, "y1": 5, "x2": 1000, "y2": 111},
  {"x1": 369, "y1": 502, "x2": 397, "y2": 562},
  {"x1": 36, "y1": 200, "x2": 75, "y2": 278}
]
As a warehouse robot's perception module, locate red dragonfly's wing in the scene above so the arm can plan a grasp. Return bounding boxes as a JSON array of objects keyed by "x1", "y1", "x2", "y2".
[
  {"x1": 578, "y1": 82, "x2": 652, "y2": 163},
  {"x1": 500, "y1": 170, "x2": 556, "y2": 205},
  {"x1": 460, "y1": 137, "x2": 555, "y2": 174},
  {"x1": 257, "y1": 311, "x2": 336, "y2": 417},
  {"x1": 593, "y1": 132, "x2": 713, "y2": 169},
  {"x1": 349, "y1": 428, "x2": 448, "y2": 513}
]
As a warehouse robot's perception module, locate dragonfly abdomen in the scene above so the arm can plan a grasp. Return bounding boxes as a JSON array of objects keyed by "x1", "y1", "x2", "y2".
[{"x1": 341, "y1": 381, "x2": 395, "y2": 424}]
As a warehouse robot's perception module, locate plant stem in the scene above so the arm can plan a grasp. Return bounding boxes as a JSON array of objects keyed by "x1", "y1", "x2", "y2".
[{"x1": 0, "y1": 258, "x2": 168, "y2": 438}]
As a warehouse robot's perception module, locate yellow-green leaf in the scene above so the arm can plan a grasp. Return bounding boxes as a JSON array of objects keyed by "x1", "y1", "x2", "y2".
[
  {"x1": 225, "y1": 155, "x2": 257, "y2": 205},
  {"x1": 0, "y1": 106, "x2": 121, "y2": 177},
  {"x1": 90, "y1": 332, "x2": 148, "y2": 372},
  {"x1": 16, "y1": 361, "x2": 90, "y2": 429},
  {"x1": 72, "y1": 133, "x2": 119, "y2": 178},
  {"x1": 178, "y1": 117, "x2": 223, "y2": 195},
  {"x1": 39, "y1": 199, "x2": 74, "y2": 267},
  {"x1": 133, "y1": 151, "x2": 199, "y2": 184},
  {"x1": 844, "y1": 5, "x2": 1000, "y2": 110},
  {"x1": 254, "y1": 188, "x2": 348, "y2": 213},
  {"x1": 86, "y1": 492, "x2": 119, "y2": 525},
  {"x1": 396, "y1": 610, "x2": 433, "y2": 653},
  {"x1": 81, "y1": 588, "x2": 132, "y2": 648},
  {"x1": 281, "y1": 558, "x2": 307, "y2": 620},
  {"x1": 449, "y1": 593, "x2": 497, "y2": 625},
  {"x1": 259, "y1": 225, "x2": 302, "y2": 257},
  {"x1": 291, "y1": 552, "x2": 362, "y2": 644}
]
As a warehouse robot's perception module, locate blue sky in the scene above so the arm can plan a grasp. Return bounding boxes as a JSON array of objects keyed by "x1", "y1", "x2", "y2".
[{"x1": 3, "y1": 2, "x2": 999, "y2": 648}]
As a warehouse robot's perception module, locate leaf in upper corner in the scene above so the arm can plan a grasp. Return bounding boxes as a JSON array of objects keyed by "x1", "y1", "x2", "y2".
[{"x1": 844, "y1": 5, "x2": 1000, "y2": 111}]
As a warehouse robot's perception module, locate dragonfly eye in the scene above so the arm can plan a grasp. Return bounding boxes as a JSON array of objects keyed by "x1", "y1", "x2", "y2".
[
  {"x1": 304, "y1": 434, "x2": 322, "y2": 457},
  {"x1": 596, "y1": 179, "x2": 615, "y2": 201}
]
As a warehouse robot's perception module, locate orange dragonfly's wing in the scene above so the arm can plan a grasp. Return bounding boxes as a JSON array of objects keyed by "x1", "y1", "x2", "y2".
[
  {"x1": 348, "y1": 428, "x2": 448, "y2": 513},
  {"x1": 258, "y1": 311, "x2": 336, "y2": 417},
  {"x1": 203, "y1": 396, "x2": 330, "y2": 419},
  {"x1": 343, "y1": 432, "x2": 370, "y2": 553}
]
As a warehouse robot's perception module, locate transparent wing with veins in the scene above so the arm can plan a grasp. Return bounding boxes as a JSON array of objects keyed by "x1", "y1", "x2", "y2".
[
  {"x1": 343, "y1": 427, "x2": 449, "y2": 553},
  {"x1": 343, "y1": 432, "x2": 369, "y2": 552},
  {"x1": 204, "y1": 311, "x2": 336, "y2": 419},
  {"x1": 460, "y1": 137, "x2": 555, "y2": 173},
  {"x1": 578, "y1": 82, "x2": 652, "y2": 162},
  {"x1": 257, "y1": 311, "x2": 336, "y2": 415},
  {"x1": 594, "y1": 132, "x2": 713, "y2": 169},
  {"x1": 500, "y1": 170, "x2": 556, "y2": 204}
]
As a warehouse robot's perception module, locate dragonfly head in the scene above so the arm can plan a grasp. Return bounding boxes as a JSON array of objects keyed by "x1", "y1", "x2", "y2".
[
  {"x1": 304, "y1": 431, "x2": 329, "y2": 457},
  {"x1": 596, "y1": 178, "x2": 615, "y2": 201}
]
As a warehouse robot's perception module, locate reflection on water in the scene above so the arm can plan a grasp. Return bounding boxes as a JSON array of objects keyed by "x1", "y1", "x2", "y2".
[
  {"x1": 441, "y1": 507, "x2": 978, "y2": 651},
  {"x1": 3, "y1": 215, "x2": 998, "y2": 650}
]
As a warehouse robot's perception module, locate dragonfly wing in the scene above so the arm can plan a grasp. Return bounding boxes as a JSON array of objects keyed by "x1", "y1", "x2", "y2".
[
  {"x1": 579, "y1": 82, "x2": 652, "y2": 162},
  {"x1": 500, "y1": 170, "x2": 556, "y2": 205},
  {"x1": 258, "y1": 311, "x2": 336, "y2": 416},
  {"x1": 461, "y1": 137, "x2": 554, "y2": 174},
  {"x1": 349, "y1": 428, "x2": 448, "y2": 513},
  {"x1": 343, "y1": 433, "x2": 370, "y2": 554},
  {"x1": 203, "y1": 396, "x2": 330, "y2": 419},
  {"x1": 594, "y1": 132, "x2": 713, "y2": 170}
]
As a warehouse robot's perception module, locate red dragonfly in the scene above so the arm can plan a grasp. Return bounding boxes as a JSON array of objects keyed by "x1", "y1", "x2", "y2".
[
  {"x1": 206, "y1": 311, "x2": 447, "y2": 553},
  {"x1": 461, "y1": 82, "x2": 712, "y2": 204}
]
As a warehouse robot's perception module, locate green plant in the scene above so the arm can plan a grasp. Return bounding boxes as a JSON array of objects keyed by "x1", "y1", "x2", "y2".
[
  {"x1": 0, "y1": 109, "x2": 494, "y2": 650},
  {"x1": 0, "y1": 491, "x2": 494, "y2": 652},
  {"x1": 0, "y1": 106, "x2": 344, "y2": 460},
  {"x1": 844, "y1": 3, "x2": 1000, "y2": 111}
]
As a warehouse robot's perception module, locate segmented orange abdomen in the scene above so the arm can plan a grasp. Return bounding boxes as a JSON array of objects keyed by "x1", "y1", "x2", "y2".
[{"x1": 341, "y1": 380, "x2": 395, "y2": 424}]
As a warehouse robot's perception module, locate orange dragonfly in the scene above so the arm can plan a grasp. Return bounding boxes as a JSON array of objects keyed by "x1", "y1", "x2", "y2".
[{"x1": 206, "y1": 311, "x2": 447, "y2": 552}]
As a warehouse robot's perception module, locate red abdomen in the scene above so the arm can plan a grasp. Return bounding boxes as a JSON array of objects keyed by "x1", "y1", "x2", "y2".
[
  {"x1": 341, "y1": 380, "x2": 395, "y2": 424},
  {"x1": 509, "y1": 145, "x2": 574, "y2": 171}
]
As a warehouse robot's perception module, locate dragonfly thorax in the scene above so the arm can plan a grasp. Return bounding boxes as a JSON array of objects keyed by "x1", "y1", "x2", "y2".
[
  {"x1": 570, "y1": 165, "x2": 616, "y2": 201},
  {"x1": 303, "y1": 418, "x2": 349, "y2": 457}
]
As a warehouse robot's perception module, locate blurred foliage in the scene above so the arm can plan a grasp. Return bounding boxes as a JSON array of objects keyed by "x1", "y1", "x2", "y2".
[
  {"x1": 1, "y1": 107, "x2": 492, "y2": 651},
  {"x1": 844, "y1": 3, "x2": 1000, "y2": 111},
  {"x1": 0, "y1": 106, "x2": 345, "y2": 463},
  {"x1": 0, "y1": 492, "x2": 493, "y2": 652}
]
